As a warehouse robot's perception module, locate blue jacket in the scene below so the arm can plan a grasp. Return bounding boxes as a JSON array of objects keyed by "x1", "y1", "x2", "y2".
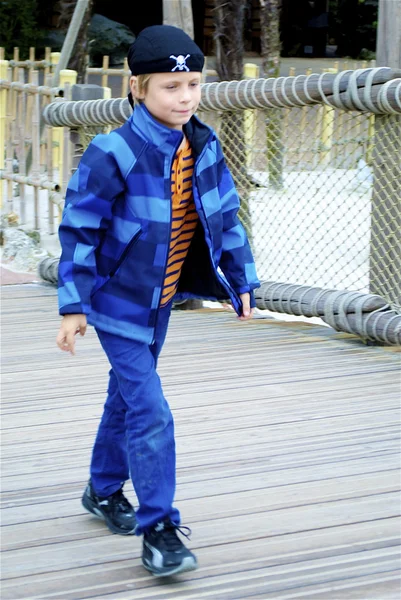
[{"x1": 58, "y1": 103, "x2": 260, "y2": 343}]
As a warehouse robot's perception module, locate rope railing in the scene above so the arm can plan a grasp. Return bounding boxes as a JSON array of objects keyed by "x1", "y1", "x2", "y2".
[
  {"x1": 0, "y1": 79, "x2": 60, "y2": 96},
  {"x1": 28, "y1": 66, "x2": 401, "y2": 346},
  {"x1": 255, "y1": 282, "x2": 401, "y2": 346},
  {"x1": 201, "y1": 68, "x2": 401, "y2": 112},
  {"x1": 42, "y1": 68, "x2": 401, "y2": 128}
]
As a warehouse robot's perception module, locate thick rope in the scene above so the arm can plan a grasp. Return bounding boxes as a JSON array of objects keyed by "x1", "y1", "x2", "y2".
[
  {"x1": 41, "y1": 68, "x2": 401, "y2": 127},
  {"x1": 254, "y1": 281, "x2": 401, "y2": 345}
]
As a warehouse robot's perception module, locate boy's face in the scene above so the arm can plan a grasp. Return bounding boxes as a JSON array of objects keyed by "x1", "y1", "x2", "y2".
[{"x1": 130, "y1": 72, "x2": 202, "y2": 130}]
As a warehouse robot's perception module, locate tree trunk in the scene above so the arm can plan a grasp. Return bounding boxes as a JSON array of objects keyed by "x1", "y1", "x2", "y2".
[
  {"x1": 163, "y1": 0, "x2": 194, "y2": 38},
  {"x1": 57, "y1": 0, "x2": 94, "y2": 83},
  {"x1": 376, "y1": 0, "x2": 401, "y2": 68},
  {"x1": 259, "y1": 0, "x2": 284, "y2": 189},
  {"x1": 213, "y1": 0, "x2": 253, "y2": 241},
  {"x1": 213, "y1": 0, "x2": 245, "y2": 81}
]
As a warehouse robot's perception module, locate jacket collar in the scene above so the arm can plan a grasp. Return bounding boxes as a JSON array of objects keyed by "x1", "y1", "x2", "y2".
[
  {"x1": 129, "y1": 103, "x2": 213, "y2": 159},
  {"x1": 129, "y1": 103, "x2": 183, "y2": 157}
]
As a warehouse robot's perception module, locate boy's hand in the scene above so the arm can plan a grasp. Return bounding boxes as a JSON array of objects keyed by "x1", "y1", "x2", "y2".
[
  {"x1": 56, "y1": 314, "x2": 87, "y2": 355},
  {"x1": 238, "y1": 293, "x2": 254, "y2": 321}
]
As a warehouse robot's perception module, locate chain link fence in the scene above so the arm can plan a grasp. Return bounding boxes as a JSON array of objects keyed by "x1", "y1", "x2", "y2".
[{"x1": 198, "y1": 106, "x2": 400, "y2": 311}]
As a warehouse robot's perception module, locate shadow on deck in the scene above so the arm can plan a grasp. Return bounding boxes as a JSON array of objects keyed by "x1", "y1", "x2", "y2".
[{"x1": 1, "y1": 284, "x2": 400, "y2": 599}]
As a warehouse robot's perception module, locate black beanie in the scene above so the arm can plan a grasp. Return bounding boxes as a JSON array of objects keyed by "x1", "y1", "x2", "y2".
[{"x1": 128, "y1": 25, "x2": 204, "y2": 75}]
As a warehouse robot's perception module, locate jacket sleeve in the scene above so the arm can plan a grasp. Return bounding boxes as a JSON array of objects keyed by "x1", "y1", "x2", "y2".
[
  {"x1": 216, "y1": 140, "x2": 260, "y2": 306},
  {"x1": 58, "y1": 135, "x2": 125, "y2": 315}
]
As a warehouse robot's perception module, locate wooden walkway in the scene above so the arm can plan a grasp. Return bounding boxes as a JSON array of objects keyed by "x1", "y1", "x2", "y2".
[{"x1": 1, "y1": 284, "x2": 400, "y2": 600}]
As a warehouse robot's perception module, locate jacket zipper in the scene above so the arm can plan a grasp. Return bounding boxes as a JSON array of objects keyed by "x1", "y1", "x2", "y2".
[
  {"x1": 109, "y1": 229, "x2": 141, "y2": 278},
  {"x1": 151, "y1": 139, "x2": 182, "y2": 343}
]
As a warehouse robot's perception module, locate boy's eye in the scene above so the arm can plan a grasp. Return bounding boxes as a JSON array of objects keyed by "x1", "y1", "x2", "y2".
[
  {"x1": 166, "y1": 85, "x2": 177, "y2": 90},
  {"x1": 191, "y1": 82, "x2": 199, "y2": 87}
]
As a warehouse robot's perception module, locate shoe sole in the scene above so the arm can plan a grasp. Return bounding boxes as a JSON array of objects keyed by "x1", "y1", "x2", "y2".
[
  {"x1": 81, "y1": 494, "x2": 136, "y2": 536},
  {"x1": 142, "y1": 556, "x2": 198, "y2": 577}
]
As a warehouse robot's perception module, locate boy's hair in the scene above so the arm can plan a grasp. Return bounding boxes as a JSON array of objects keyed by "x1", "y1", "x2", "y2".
[{"x1": 131, "y1": 74, "x2": 152, "y2": 105}]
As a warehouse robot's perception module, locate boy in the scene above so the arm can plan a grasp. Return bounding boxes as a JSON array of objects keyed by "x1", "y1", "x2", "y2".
[{"x1": 56, "y1": 25, "x2": 260, "y2": 577}]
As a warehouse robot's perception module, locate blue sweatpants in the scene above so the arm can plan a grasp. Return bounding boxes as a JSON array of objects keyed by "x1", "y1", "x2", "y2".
[{"x1": 90, "y1": 304, "x2": 180, "y2": 534}]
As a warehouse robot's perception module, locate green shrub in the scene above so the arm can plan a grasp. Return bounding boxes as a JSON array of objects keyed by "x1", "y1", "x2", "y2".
[{"x1": 0, "y1": 0, "x2": 42, "y2": 59}]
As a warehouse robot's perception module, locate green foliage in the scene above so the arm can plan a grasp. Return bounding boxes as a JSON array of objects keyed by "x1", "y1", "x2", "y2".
[
  {"x1": 329, "y1": 0, "x2": 378, "y2": 58},
  {"x1": 0, "y1": 0, "x2": 42, "y2": 58}
]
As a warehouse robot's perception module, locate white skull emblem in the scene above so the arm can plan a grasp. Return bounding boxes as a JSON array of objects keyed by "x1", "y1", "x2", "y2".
[{"x1": 169, "y1": 54, "x2": 190, "y2": 72}]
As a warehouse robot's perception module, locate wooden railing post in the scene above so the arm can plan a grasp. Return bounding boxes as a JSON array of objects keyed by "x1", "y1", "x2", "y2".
[
  {"x1": 58, "y1": 70, "x2": 77, "y2": 218},
  {"x1": 55, "y1": 69, "x2": 77, "y2": 192},
  {"x1": 121, "y1": 57, "x2": 129, "y2": 98},
  {"x1": 51, "y1": 52, "x2": 62, "y2": 169},
  {"x1": 101, "y1": 55, "x2": 109, "y2": 89},
  {"x1": 31, "y1": 71, "x2": 41, "y2": 231},
  {"x1": 244, "y1": 63, "x2": 259, "y2": 168},
  {"x1": 0, "y1": 59, "x2": 9, "y2": 207},
  {"x1": 319, "y1": 67, "x2": 337, "y2": 167}
]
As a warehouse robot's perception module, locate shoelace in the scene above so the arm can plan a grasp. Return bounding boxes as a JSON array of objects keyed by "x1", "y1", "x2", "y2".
[
  {"x1": 156, "y1": 522, "x2": 192, "y2": 551},
  {"x1": 109, "y1": 489, "x2": 133, "y2": 514}
]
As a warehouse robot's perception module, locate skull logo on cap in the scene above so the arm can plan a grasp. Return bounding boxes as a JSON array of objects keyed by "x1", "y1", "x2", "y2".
[{"x1": 169, "y1": 54, "x2": 190, "y2": 72}]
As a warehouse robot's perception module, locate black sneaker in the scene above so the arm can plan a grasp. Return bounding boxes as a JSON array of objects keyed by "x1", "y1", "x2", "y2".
[
  {"x1": 81, "y1": 480, "x2": 136, "y2": 535},
  {"x1": 142, "y1": 518, "x2": 198, "y2": 576}
]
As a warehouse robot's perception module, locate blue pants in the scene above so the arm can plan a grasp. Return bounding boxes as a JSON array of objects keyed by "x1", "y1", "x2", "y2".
[{"x1": 90, "y1": 304, "x2": 180, "y2": 534}]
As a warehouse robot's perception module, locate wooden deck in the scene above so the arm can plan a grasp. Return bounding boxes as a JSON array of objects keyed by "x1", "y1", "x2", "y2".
[{"x1": 1, "y1": 283, "x2": 400, "y2": 600}]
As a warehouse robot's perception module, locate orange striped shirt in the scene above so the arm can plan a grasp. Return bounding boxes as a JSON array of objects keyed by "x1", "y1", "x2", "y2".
[{"x1": 160, "y1": 138, "x2": 198, "y2": 307}]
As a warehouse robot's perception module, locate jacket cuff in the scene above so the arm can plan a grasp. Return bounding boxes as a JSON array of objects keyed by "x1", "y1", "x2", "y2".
[{"x1": 59, "y1": 302, "x2": 91, "y2": 315}]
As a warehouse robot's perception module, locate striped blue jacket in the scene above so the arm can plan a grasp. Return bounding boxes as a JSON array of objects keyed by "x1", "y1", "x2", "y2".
[{"x1": 58, "y1": 103, "x2": 260, "y2": 343}]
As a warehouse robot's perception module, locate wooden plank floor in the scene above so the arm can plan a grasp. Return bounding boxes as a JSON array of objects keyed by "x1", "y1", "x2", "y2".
[{"x1": 1, "y1": 284, "x2": 401, "y2": 600}]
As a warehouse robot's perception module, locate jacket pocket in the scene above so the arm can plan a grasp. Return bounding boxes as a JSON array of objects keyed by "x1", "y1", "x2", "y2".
[{"x1": 109, "y1": 228, "x2": 142, "y2": 277}]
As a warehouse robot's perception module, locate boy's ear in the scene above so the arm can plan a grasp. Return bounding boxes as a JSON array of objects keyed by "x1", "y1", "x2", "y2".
[{"x1": 130, "y1": 76, "x2": 145, "y2": 100}]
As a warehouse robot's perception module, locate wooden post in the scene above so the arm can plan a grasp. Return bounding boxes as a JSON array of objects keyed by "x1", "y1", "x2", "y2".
[
  {"x1": 18, "y1": 68, "x2": 26, "y2": 221},
  {"x1": 45, "y1": 73, "x2": 55, "y2": 235},
  {"x1": 376, "y1": 0, "x2": 401, "y2": 69},
  {"x1": 5, "y1": 66, "x2": 13, "y2": 206},
  {"x1": 44, "y1": 47, "x2": 51, "y2": 82},
  {"x1": 51, "y1": 53, "x2": 62, "y2": 168},
  {"x1": 57, "y1": 70, "x2": 77, "y2": 190},
  {"x1": 244, "y1": 63, "x2": 259, "y2": 168},
  {"x1": 31, "y1": 71, "x2": 41, "y2": 231},
  {"x1": 319, "y1": 67, "x2": 337, "y2": 167},
  {"x1": 28, "y1": 47, "x2": 35, "y2": 83},
  {"x1": 370, "y1": 0, "x2": 401, "y2": 306},
  {"x1": 12, "y1": 48, "x2": 19, "y2": 81},
  {"x1": 0, "y1": 59, "x2": 8, "y2": 208},
  {"x1": 51, "y1": 52, "x2": 61, "y2": 75},
  {"x1": 366, "y1": 113, "x2": 375, "y2": 165},
  {"x1": 61, "y1": 82, "x2": 73, "y2": 204},
  {"x1": 284, "y1": 68, "x2": 296, "y2": 154},
  {"x1": 121, "y1": 57, "x2": 129, "y2": 98},
  {"x1": 101, "y1": 55, "x2": 109, "y2": 89}
]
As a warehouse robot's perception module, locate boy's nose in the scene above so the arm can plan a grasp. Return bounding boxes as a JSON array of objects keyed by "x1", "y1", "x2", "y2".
[{"x1": 180, "y1": 88, "x2": 191, "y2": 102}]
